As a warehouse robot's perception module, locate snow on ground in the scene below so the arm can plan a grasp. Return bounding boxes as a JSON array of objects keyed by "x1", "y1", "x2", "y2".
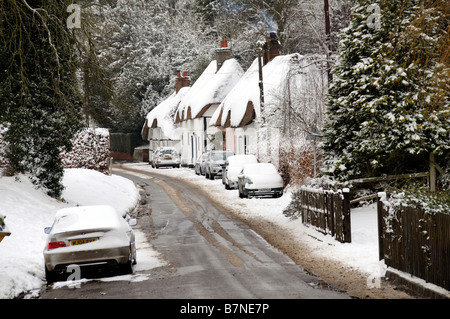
[
  {"x1": 0, "y1": 168, "x2": 165, "y2": 299},
  {"x1": 1, "y1": 164, "x2": 448, "y2": 299},
  {"x1": 118, "y1": 163, "x2": 450, "y2": 298},
  {"x1": 120, "y1": 163, "x2": 382, "y2": 275}
]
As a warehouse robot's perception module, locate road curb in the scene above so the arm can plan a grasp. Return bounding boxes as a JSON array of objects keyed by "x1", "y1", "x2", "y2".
[{"x1": 386, "y1": 269, "x2": 450, "y2": 299}]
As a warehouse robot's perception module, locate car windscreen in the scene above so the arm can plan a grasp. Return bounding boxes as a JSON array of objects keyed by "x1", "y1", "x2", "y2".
[
  {"x1": 160, "y1": 149, "x2": 177, "y2": 156},
  {"x1": 211, "y1": 151, "x2": 234, "y2": 161}
]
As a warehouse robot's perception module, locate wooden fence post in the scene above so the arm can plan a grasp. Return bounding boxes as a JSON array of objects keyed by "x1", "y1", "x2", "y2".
[
  {"x1": 342, "y1": 189, "x2": 351, "y2": 243},
  {"x1": 430, "y1": 152, "x2": 436, "y2": 192},
  {"x1": 377, "y1": 192, "x2": 386, "y2": 261}
]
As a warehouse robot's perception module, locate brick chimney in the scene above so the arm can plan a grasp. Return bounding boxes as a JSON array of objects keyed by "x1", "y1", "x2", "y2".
[
  {"x1": 175, "y1": 71, "x2": 190, "y2": 93},
  {"x1": 216, "y1": 40, "x2": 232, "y2": 72},
  {"x1": 263, "y1": 32, "x2": 281, "y2": 65}
]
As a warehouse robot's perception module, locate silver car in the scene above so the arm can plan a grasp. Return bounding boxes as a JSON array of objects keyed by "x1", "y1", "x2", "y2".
[
  {"x1": 205, "y1": 150, "x2": 235, "y2": 180},
  {"x1": 43, "y1": 205, "x2": 137, "y2": 282},
  {"x1": 195, "y1": 152, "x2": 209, "y2": 175},
  {"x1": 238, "y1": 163, "x2": 284, "y2": 198},
  {"x1": 153, "y1": 147, "x2": 181, "y2": 168}
]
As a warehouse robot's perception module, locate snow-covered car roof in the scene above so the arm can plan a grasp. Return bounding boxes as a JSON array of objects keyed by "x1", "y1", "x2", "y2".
[
  {"x1": 51, "y1": 205, "x2": 125, "y2": 234},
  {"x1": 243, "y1": 163, "x2": 278, "y2": 175}
]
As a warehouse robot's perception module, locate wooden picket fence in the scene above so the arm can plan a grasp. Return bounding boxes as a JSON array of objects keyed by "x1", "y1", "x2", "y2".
[
  {"x1": 377, "y1": 195, "x2": 450, "y2": 291},
  {"x1": 299, "y1": 187, "x2": 351, "y2": 243}
]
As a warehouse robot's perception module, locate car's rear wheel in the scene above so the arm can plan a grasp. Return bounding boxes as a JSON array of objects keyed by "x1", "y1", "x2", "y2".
[
  {"x1": 45, "y1": 266, "x2": 58, "y2": 283},
  {"x1": 121, "y1": 246, "x2": 134, "y2": 275}
]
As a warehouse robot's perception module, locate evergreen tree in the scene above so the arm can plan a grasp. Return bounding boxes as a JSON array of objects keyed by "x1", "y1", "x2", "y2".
[
  {"x1": 0, "y1": 0, "x2": 84, "y2": 198},
  {"x1": 321, "y1": 0, "x2": 449, "y2": 180}
]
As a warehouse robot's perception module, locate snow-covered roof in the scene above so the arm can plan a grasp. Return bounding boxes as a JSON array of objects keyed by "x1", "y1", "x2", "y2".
[
  {"x1": 211, "y1": 53, "x2": 326, "y2": 128},
  {"x1": 175, "y1": 59, "x2": 244, "y2": 123},
  {"x1": 51, "y1": 205, "x2": 123, "y2": 234},
  {"x1": 142, "y1": 86, "x2": 190, "y2": 140}
]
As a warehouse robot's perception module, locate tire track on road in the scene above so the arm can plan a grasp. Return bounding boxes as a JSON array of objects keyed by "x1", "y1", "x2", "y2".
[{"x1": 114, "y1": 167, "x2": 261, "y2": 267}]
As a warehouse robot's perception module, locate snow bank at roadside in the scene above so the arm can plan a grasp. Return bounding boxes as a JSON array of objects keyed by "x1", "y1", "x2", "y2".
[
  {"x1": 0, "y1": 169, "x2": 141, "y2": 299},
  {"x1": 62, "y1": 168, "x2": 139, "y2": 217}
]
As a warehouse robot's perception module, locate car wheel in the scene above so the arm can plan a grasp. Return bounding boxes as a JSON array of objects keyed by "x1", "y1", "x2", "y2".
[
  {"x1": 209, "y1": 172, "x2": 215, "y2": 180},
  {"x1": 122, "y1": 247, "x2": 134, "y2": 275},
  {"x1": 225, "y1": 182, "x2": 230, "y2": 190},
  {"x1": 45, "y1": 266, "x2": 58, "y2": 283},
  {"x1": 132, "y1": 244, "x2": 137, "y2": 265}
]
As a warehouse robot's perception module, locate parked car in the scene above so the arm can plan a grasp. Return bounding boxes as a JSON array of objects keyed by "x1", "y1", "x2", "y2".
[
  {"x1": 195, "y1": 152, "x2": 209, "y2": 175},
  {"x1": 222, "y1": 154, "x2": 258, "y2": 189},
  {"x1": 238, "y1": 163, "x2": 284, "y2": 198},
  {"x1": 149, "y1": 147, "x2": 163, "y2": 167},
  {"x1": 153, "y1": 147, "x2": 181, "y2": 168},
  {"x1": 43, "y1": 205, "x2": 137, "y2": 282},
  {"x1": 205, "y1": 150, "x2": 235, "y2": 180}
]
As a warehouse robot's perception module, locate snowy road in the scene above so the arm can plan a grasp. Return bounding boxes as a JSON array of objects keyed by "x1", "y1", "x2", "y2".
[{"x1": 39, "y1": 165, "x2": 349, "y2": 299}]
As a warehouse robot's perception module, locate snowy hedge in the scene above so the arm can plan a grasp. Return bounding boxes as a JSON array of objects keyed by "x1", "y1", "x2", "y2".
[
  {"x1": 1, "y1": 128, "x2": 110, "y2": 177},
  {"x1": 60, "y1": 128, "x2": 111, "y2": 175},
  {"x1": 0, "y1": 127, "x2": 7, "y2": 175}
]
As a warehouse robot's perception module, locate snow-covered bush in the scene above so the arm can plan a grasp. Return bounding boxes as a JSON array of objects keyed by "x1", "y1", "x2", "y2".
[
  {"x1": 60, "y1": 128, "x2": 111, "y2": 175},
  {"x1": 387, "y1": 190, "x2": 450, "y2": 216},
  {"x1": 1, "y1": 128, "x2": 110, "y2": 177},
  {"x1": 0, "y1": 126, "x2": 8, "y2": 175},
  {"x1": 438, "y1": 159, "x2": 450, "y2": 191},
  {"x1": 279, "y1": 138, "x2": 315, "y2": 186}
]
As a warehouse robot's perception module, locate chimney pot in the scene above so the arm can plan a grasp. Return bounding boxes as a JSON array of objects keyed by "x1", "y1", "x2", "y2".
[
  {"x1": 263, "y1": 33, "x2": 280, "y2": 66},
  {"x1": 175, "y1": 71, "x2": 190, "y2": 93},
  {"x1": 216, "y1": 40, "x2": 232, "y2": 72}
]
